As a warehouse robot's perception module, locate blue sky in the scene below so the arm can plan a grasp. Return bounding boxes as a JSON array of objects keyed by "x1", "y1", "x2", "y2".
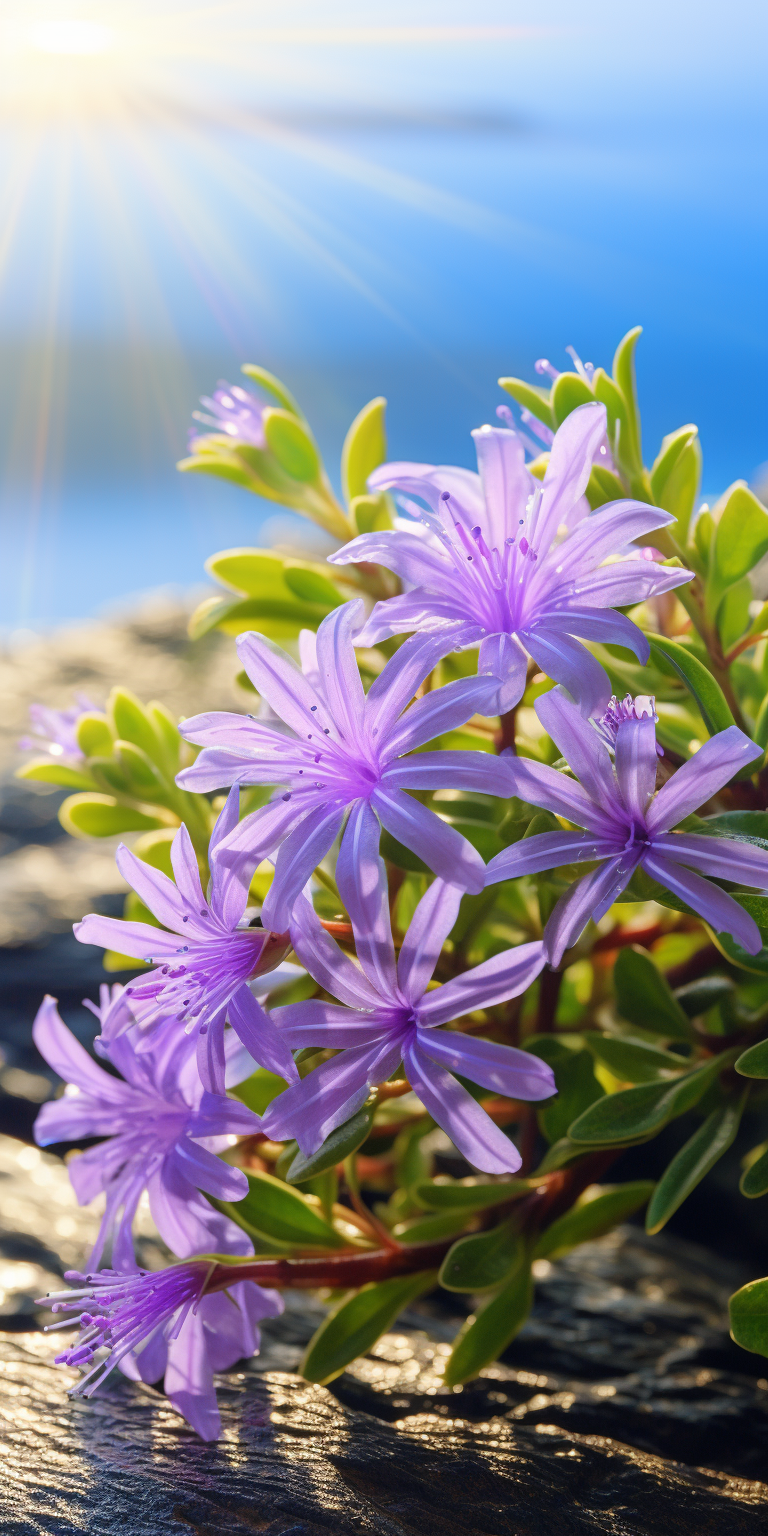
[{"x1": 0, "y1": 0, "x2": 766, "y2": 626}]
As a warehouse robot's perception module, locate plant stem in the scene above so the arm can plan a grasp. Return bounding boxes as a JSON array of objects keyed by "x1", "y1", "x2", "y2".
[
  {"x1": 536, "y1": 967, "x2": 563, "y2": 1033},
  {"x1": 495, "y1": 708, "x2": 517, "y2": 755}
]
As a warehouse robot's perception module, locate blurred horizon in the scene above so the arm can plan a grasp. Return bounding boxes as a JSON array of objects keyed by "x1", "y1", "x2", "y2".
[{"x1": 0, "y1": 0, "x2": 766, "y2": 630}]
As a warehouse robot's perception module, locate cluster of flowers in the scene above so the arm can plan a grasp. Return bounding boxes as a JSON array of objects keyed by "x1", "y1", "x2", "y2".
[{"x1": 33, "y1": 401, "x2": 768, "y2": 1438}]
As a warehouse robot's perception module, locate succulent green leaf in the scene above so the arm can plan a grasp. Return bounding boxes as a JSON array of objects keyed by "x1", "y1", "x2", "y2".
[
  {"x1": 439, "y1": 1220, "x2": 522, "y2": 1292},
  {"x1": 736, "y1": 1038, "x2": 768, "y2": 1079},
  {"x1": 283, "y1": 566, "x2": 344, "y2": 608},
  {"x1": 108, "y1": 689, "x2": 163, "y2": 763},
  {"x1": 568, "y1": 1055, "x2": 726, "y2": 1145},
  {"x1": 674, "y1": 976, "x2": 734, "y2": 1017},
  {"x1": 549, "y1": 372, "x2": 595, "y2": 426},
  {"x1": 497, "y1": 377, "x2": 555, "y2": 430},
  {"x1": 350, "y1": 492, "x2": 393, "y2": 534},
  {"x1": 647, "y1": 636, "x2": 736, "y2": 737},
  {"x1": 301, "y1": 1270, "x2": 437, "y2": 1385},
  {"x1": 718, "y1": 578, "x2": 752, "y2": 652},
  {"x1": 650, "y1": 425, "x2": 698, "y2": 506},
  {"x1": 341, "y1": 396, "x2": 387, "y2": 505},
  {"x1": 536, "y1": 1181, "x2": 655, "y2": 1257},
  {"x1": 392, "y1": 1210, "x2": 471, "y2": 1245},
  {"x1": 113, "y1": 741, "x2": 166, "y2": 799},
  {"x1": 75, "y1": 713, "x2": 114, "y2": 757},
  {"x1": 646, "y1": 1095, "x2": 746, "y2": 1234},
  {"x1": 443, "y1": 1254, "x2": 532, "y2": 1386},
  {"x1": 611, "y1": 325, "x2": 643, "y2": 473},
  {"x1": 584, "y1": 1033, "x2": 687, "y2": 1083},
  {"x1": 613, "y1": 946, "x2": 693, "y2": 1040},
  {"x1": 59, "y1": 794, "x2": 171, "y2": 839},
  {"x1": 231, "y1": 1068, "x2": 290, "y2": 1116},
  {"x1": 585, "y1": 465, "x2": 627, "y2": 510},
  {"x1": 413, "y1": 1177, "x2": 532, "y2": 1211},
  {"x1": 224, "y1": 1169, "x2": 343, "y2": 1247},
  {"x1": 286, "y1": 1099, "x2": 377, "y2": 1184},
  {"x1": 711, "y1": 483, "x2": 768, "y2": 602},
  {"x1": 206, "y1": 549, "x2": 289, "y2": 597},
  {"x1": 262, "y1": 408, "x2": 321, "y2": 483},
  {"x1": 740, "y1": 1145, "x2": 768, "y2": 1199},
  {"x1": 16, "y1": 760, "x2": 95, "y2": 791},
  {"x1": 131, "y1": 829, "x2": 176, "y2": 877},
  {"x1": 729, "y1": 1276, "x2": 768, "y2": 1357},
  {"x1": 240, "y1": 363, "x2": 303, "y2": 418},
  {"x1": 526, "y1": 1036, "x2": 604, "y2": 1144}
]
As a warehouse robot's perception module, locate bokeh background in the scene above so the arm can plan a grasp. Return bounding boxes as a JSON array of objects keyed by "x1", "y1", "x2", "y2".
[{"x1": 0, "y1": 0, "x2": 766, "y2": 632}]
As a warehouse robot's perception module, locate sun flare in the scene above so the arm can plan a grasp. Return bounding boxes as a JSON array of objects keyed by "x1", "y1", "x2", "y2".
[{"x1": 29, "y1": 19, "x2": 115, "y2": 55}]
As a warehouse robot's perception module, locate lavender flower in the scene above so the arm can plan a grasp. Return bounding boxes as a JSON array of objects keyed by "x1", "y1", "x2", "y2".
[
  {"x1": 485, "y1": 689, "x2": 768, "y2": 963},
  {"x1": 329, "y1": 403, "x2": 692, "y2": 716},
  {"x1": 176, "y1": 601, "x2": 506, "y2": 931},
  {"x1": 190, "y1": 382, "x2": 266, "y2": 448},
  {"x1": 41, "y1": 1261, "x2": 281, "y2": 1440},
  {"x1": 33, "y1": 996, "x2": 260, "y2": 1268},
  {"x1": 74, "y1": 789, "x2": 297, "y2": 1094},
  {"x1": 261, "y1": 814, "x2": 554, "y2": 1173},
  {"x1": 19, "y1": 692, "x2": 102, "y2": 762}
]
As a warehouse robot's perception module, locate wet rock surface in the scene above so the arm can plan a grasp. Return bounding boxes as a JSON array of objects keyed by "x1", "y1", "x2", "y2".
[{"x1": 1, "y1": 1137, "x2": 768, "y2": 1533}]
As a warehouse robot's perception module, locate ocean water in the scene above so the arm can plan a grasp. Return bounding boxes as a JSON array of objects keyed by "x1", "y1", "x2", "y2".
[{"x1": 0, "y1": 0, "x2": 766, "y2": 628}]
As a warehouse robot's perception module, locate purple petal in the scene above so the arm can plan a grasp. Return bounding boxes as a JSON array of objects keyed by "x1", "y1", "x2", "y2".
[
  {"x1": 368, "y1": 460, "x2": 485, "y2": 521},
  {"x1": 647, "y1": 728, "x2": 763, "y2": 833},
  {"x1": 196, "y1": 1009, "x2": 227, "y2": 1095},
  {"x1": 288, "y1": 894, "x2": 383, "y2": 1009},
  {"x1": 471, "y1": 424, "x2": 533, "y2": 550},
  {"x1": 66, "y1": 1136, "x2": 135, "y2": 1203},
  {"x1": 208, "y1": 789, "x2": 250, "y2": 930},
  {"x1": 535, "y1": 689, "x2": 619, "y2": 805},
  {"x1": 115, "y1": 842, "x2": 204, "y2": 936},
  {"x1": 236, "y1": 628, "x2": 328, "y2": 738},
  {"x1": 545, "y1": 557, "x2": 693, "y2": 610},
  {"x1": 523, "y1": 625, "x2": 611, "y2": 718},
  {"x1": 178, "y1": 710, "x2": 281, "y2": 750},
  {"x1": 403, "y1": 1037, "x2": 522, "y2": 1174},
  {"x1": 356, "y1": 593, "x2": 474, "y2": 648},
  {"x1": 485, "y1": 830, "x2": 619, "y2": 885},
  {"x1": 164, "y1": 1311, "x2": 220, "y2": 1440},
  {"x1": 543, "y1": 854, "x2": 640, "y2": 965},
  {"x1": 176, "y1": 744, "x2": 299, "y2": 792},
  {"x1": 147, "y1": 1163, "x2": 250, "y2": 1260},
  {"x1": 615, "y1": 716, "x2": 658, "y2": 820},
  {"x1": 536, "y1": 606, "x2": 650, "y2": 665},
  {"x1": 418, "y1": 1027, "x2": 556, "y2": 1100},
  {"x1": 383, "y1": 750, "x2": 510, "y2": 796},
  {"x1": 173, "y1": 1139, "x2": 248, "y2": 1202},
  {"x1": 385, "y1": 675, "x2": 501, "y2": 757},
  {"x1": 504, "y1": 756, "x2": 621, "y2": 836},
  {"x1": 372, "y1": 785, "x2": 486, "y2": 894},
  {"x1": 397, "y1": 880, "x2": 464, "y2": 1003},
  {"x1": 642, "y1": 850, "x2": 762, "y2": 955},
  {"x1": 365, "y1": 626, "x2": 480, "y2": 742},
  {"x1": 533, "y1": 402, "x2": 608, "y2": 554},
  {"x1": 651, "y1": 831, "x2": 768, "y2": 887},
  {"x1": 227, "y1": 983, "x2": 299, "y2": 1083},
  {"x1": 539, "y1": 498, "x2": 678, "y2": 583},
  {"x1": 262, "y1": 802, "x2": 347, "y2": 931},
  {"x1": 477, "y1": 631, "x2": 529, "y2": 714},
  {"x1": 261, "y1": 1044, "x2": 380, "y2": 1154},
  {"x1": 330, "y1": 529, "x2": 453, "y2": 588},
  {"x1": 272, "y1": 1000, "x2": 390, "y2": 1047},
  {"x1": 32, "y1": 996, "x2": 129, "y2": 1102},
  {"x1": 314, "y1": 602, "x2": 367, "y2": 741},
  {"x1": 215, "y1": 794, "x2": 318, "y2": 878},
  {"x1": 417, "y1": 940, "x2": 547, "y2": 1026},
  {"x1": 335, "y1": 800, "x2": 398, "y2": 997},
  {"x1": 170, "y1": 824, "x2": 209, "y2": 919},
  {"x1": 122, "y1": 1324, "x2": 168, "y2": 1386}
]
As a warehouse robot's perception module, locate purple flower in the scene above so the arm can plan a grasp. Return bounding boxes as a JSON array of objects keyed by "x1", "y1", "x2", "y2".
[
  {"x1": 19, "y1": 692, "x2": 102, "y2": 762},
  {"x1": 485, "y1": 689, "x2": 768, "y2": 963},
  {"x1": 74, "y1": 789, "x2": 297, "y2": 1094},
  {"x1": 176, "y1": 601, "x2": 506, "y2": 931},
  {"x1": 190, "y1": 382, "x2": 266, "y2": 449},
  {"x1": 41, "y1": 1261, "x2": 281, "y2": 1440},
  {"x1": 261, "y1": 810, "x2": 554, "y2": 1173},
  {"x1": 329, "y1": 403, "x2": 692, "y2": 717},
  {"x1": 33, "y1": 995, "x2": 260, "y2": 1269}
]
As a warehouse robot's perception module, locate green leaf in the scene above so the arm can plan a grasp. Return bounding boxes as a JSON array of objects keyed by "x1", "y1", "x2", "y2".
[
  {"x1": 497, "y1": 377, "x2": 555, "y2": 430},
  {"x1": 350, "y1": 492, "x2": 393, "y2": 534},
  {"x1": 647, "y1": 636, "x2": 736, "y2": 737},
  {"x1": 232, "y1": 1067, "x2": 291, "y2": 1116},
  {"x1": 549, "y1": 372, "x2": 595, "y2": 426},
  {"x1": 584, "y1": 1033, "x2": 687, "y2": 1084},
  {"x1": 568, "y1": 1055, "x2": 727, "y2": 1146},
  {"x1": 536, "y1": 1181, "x2": 655, "y2": 1257},
  {"x1": 206, "y1": 549, "x2": 290, "y2": 597},
  {"x1": 718, "y1": 578, "x2": 752, "y2": 652},
  {"x1": 223, "y1": 1169, "x2": 343, "y2": 1247},
  {"x1": 439, "y1": 1221, "x2": 521, "y2": 1292},
  {"x1": 735, "y1": 1038, "x2": 768, "y2": 1078},
  {"x1": 443, "y1": 1254, "x2": 532, "y2": 1386},
  {"x1": 675, "y1": 976, "x2": 734, "y2": 1017},
  {"x1": 656, "y1": 438, "x2": 701, "y2": 537},
  {"x1": 646, "y1": 1095, "x2": 746, "y2": 1233},
  {"x1": 58, "y1": 794, "x2": 171, "y2": 839},
  {"x1": 526, "y1": 1036, "x2": 603, "y2": 1144},
  {"x1": 710, "y1": 483, "x2": 768, "y2": 617},
  {"x1": 380, "y1": 829, "x2": 429, "y2": 874},
  {"x1": 301, "y1": 1270, "x2": 437, "y2": 1385},
  {"x1": 392, "y1": 1210, "x2": 471, "y2": 1244},
  {"x1": 592, "y1": 368, "x2": 630, "y2": 459},
  {"x1": 131, "y1": 828, "x2": 176, "y2": 877},
  {"x1": 75, "y1": 712, "x2": 114, "y2": 757},
  {"x1": 108, "y1": 688, "x2": 163, "y2": 763},
  {"x1": 262, "y1": 408, "x2": 321, "y2": 483},
  {"x1": 286, "y1": 1099, "x2": 377, "y2": 1183},
  {"x1": 611, "y1": 325, "x2": 643, "y2": 474},
  {"x1": 191, "y1": 593, "x2": 334, "y2": 642},
  {"x1": 650, "y1": 425, "x2": 698, "y2": 509},
  {"x1": 711, "y1": 894, "x2": 768, "y2": 973},
  {"x1": 614, "y1": 946, "x2": 694, "y2": 1040},
  {"x1": 585, "y1": 465, "x2": 627, "y2": 510},
  {"x1": 695, "y1": 811, "x2": 768, "y2": 849},
  {"x1": 341, "y1": 396, "x2": 387, "y2": 504},
  {"x1": 729, "y1": 1276, "x2": 768, "y2": 1357},
  {"x1": 16, "y1": 760, "x2": 95, "y2": 791},
  {"x1": 283, "y1": 566, "x2": 344, "y2": 608},
  {"x1": 413, "y1": 1177, "x2": 532, "y2": 1211},
  {"x1": 113, "y1": 741, "x2": 166, "y2": 799},
  {"x1": 240, "y1": 363, "x2": 303, "y2": 418},
  {"x1": 740, "y1": 1144, "x2": 768, "y2": 1198}
]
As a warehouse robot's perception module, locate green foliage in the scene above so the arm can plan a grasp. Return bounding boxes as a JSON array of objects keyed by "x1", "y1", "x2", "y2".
[
  {"x1": 648, "y1": 636, "x2": 736, "y2": 737},
  {"x1": 613, "y1": 947, "x2": 693, "y2": 1040},
  {"x1": 646, "y1": 1096, "x2": 747, "y2": 1233},
  {"x1": 341, "y1": 396, "x2": 387, "y2": 503},
  {"x1": 285, "y1": 1100, "x2": 378, "y2": 1183},
  {"x1": 301, "y1": 1271, "x2": 437, "y2": 1385},
  {"x1": 707, "y1": 483, "x2": 768, "y2": 623},
  {"x1": 58, "y1": 793, "x2": 172, "y2": 839},
  {"x1": 439, "y1": 1221, "x2": 522, "y2": 1292},
  {"x1": 413, "y1": 1177, "x2": 532, "y2": 1211},
  {"x1": 535, "y1": 1182, "x2": 655, "y2": 1257},
  {"x1": 585, "y1": 1033, "x2": 688, "y2": 1083},
  {"x1": 736, "y1": 1039, "x2": 768, "y2": 1078},
  {"x1": 568, "y1": 1054, "x2": 728, "y2": 1145},
  {"x1": 740, "y1": 1145, "x2": 768, "y2": 1199},
  {"x1": 730, "y1": 1277, "x2": 768, "y2": 1358},
  {"x1": 443, "y1": 1252, "x2": 533, "y2": 1387},
  {"x1": 16, "y1": 759, "x2": 95, "y2": 791},
  {"x1": 221, "y1": 1169, "x2": 343, "y2": 1248},
  {"x1": 526, "y1": 1035, "x2": 604, "y2": 1143}
]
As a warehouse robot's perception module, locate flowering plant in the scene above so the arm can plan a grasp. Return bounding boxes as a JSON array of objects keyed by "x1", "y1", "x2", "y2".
[{"x1": 23, "y1": 327, "x2": 768, "y2": 1437}]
